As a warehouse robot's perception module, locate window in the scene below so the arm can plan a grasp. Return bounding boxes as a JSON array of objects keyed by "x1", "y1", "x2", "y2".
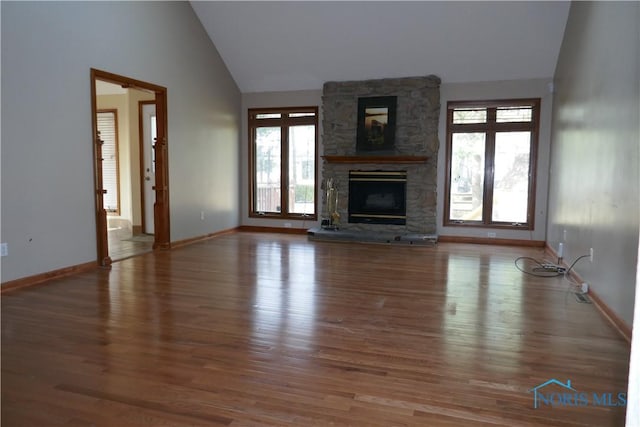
[
  {"x1": 249, "y1": 107, "x2": 318, "y2": 219},
  {"x1": 97, "y1": 110, "x2": 120, "y2": 214},
  {"x1": 444, "y1": 99, "x2": 540, "y2": 229}
]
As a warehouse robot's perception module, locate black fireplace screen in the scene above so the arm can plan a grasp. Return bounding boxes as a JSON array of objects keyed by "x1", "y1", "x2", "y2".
[{"x1": 348, "y1": 171, "x2": 407, "y2": 225}]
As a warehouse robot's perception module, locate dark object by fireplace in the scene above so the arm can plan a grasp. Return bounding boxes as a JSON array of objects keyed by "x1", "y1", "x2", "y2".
[{"x1": 348, "y1": 170, "x2": 407, "y2": 225}]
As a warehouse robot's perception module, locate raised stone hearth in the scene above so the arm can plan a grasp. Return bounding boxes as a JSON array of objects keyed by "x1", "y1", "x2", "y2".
[
  {"x1": 307, "y1": 227, "x2": 437, "y2": 246},
  {"x1": 321, "y1": 75, "x2": 441, "y2": 235}
]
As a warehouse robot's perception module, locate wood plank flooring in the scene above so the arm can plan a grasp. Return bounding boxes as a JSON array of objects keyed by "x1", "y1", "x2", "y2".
[{"x1": 1, "y1": 233, "x2": 630, "y2": 426}]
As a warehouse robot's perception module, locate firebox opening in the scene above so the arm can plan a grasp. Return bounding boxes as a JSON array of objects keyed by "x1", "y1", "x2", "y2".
[{"x1": 348, "y1": 171, "x2": 407, "y2": 225}]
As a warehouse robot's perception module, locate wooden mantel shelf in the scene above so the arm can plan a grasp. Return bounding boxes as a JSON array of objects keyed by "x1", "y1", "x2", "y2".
[{"x1": 322, "y1": 155, "x2": 428, "y2": 164}]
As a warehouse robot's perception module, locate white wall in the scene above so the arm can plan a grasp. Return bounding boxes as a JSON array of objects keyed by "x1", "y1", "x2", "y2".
[
  {"x1": 1, "y1": 2, "x2": 241, "y2": 283},
  {"x1": 547, "y1": 2, "x2": 639, "y2": 327},
  {"x1": 437, "y1": 79, "x2": 553, "y2": 242},
  {"x1": 240, "y1": 90, "x2": 323, "y2": 229}
]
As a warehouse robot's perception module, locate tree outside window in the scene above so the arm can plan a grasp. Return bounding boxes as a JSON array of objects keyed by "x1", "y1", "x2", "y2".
[
  {"x1": 444, "y1": 99, "x2": 540, "y2": 229},
  {"x1": 249, "y1": 107, "x2": 318, "y2": 219}
]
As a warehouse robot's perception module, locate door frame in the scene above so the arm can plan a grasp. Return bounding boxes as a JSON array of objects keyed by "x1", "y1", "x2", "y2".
[
  {"x1": 138, "y1": 100, "x2": 156, "y2": 235},
  {"x1": 91, "y1": 68, "x2": 171, "y2": 266}
]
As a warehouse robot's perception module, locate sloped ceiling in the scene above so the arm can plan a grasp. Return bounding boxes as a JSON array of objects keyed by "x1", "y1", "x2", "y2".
[{"x1": 191, "y1": 1, "x2": 570, "y2": 93}]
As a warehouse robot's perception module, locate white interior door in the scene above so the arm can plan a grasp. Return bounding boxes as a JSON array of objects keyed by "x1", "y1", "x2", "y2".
[{"x1": 142, "y1": 103, "x2": 157, "y2": 234}]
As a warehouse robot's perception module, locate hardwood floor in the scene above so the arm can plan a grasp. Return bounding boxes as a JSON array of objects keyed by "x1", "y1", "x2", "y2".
[{"x1": 1, "y1": 233, "x2": 630, "y2": 426}]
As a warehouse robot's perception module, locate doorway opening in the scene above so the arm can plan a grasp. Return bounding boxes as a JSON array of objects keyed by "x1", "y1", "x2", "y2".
[
  {"x1": 139, "y1": 100, "x2": 157, "y2": 236},
  {"x1": 91, "y1": 69, "x2": 170, "y2": 266}
]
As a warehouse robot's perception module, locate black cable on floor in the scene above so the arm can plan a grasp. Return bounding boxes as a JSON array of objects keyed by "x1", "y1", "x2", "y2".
[{"x1": 514, "y1": 256, "x2": 562, "y2": 277}]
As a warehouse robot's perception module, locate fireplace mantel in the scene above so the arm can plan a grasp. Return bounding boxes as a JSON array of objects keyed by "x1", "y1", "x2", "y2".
[{"x1": 322, "y1": 155, "x2": 428, "y2": 164}]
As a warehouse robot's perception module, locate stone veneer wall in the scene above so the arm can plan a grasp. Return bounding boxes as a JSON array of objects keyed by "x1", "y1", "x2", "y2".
[{"x1": 322, "y1": 75, "x2": 441, "y2": 234}]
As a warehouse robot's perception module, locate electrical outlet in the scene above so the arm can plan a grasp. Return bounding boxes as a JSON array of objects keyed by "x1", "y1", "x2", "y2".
[
  {"x1": 487, "y1": 232, "x2": 496, "y2": 238},
  {"x1": 581, "y1": 282, "x2": 589, "y2": 293},
  {"x1": 284, "y1": 222, "x2": 292, "y2": 228},
  {"x1": 200, "y1": 211, "x2": 205, "y2": 221},
  {"x1": 590, "y1": 247, "x2": 594, "y2": 262},
  {"x1": 1, "y1": 243, "x2": 7, "y2": 257}
]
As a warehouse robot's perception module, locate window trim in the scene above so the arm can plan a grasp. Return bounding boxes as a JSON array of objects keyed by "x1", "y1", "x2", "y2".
[
  {"x1": 443, "y1": 98, "x2": 540, "y2": 229},
  {"x1": 248, "y1": 106, "x2": 318, "y2": 220}
]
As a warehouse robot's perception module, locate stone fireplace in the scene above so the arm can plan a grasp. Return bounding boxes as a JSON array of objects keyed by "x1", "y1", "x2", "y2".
[{"x1": 321, "y1": 75, "x2": 441, "y2": 235}]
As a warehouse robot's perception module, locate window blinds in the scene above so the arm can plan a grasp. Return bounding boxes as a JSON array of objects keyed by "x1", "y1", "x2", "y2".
[{"x1": 97, "y1": 111, "x2": 119, "y2": 213}]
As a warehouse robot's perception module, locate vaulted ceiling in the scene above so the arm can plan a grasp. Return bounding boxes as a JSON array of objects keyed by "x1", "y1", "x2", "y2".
[{"x1": 191, "y1": 1, "x2": 570, "y2": 93}]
